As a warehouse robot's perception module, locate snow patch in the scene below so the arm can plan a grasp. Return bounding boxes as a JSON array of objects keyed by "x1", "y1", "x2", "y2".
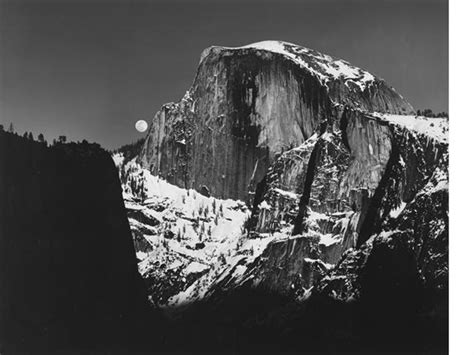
[
  {"x1": 274, "y1": 188, "x2": 300, "y2": 200},
  {"x1": 390, "y1": 201, "x2": 407, "y2": 218},
  {"x1": 184, "y1": 261, "x2": 209, "y2": 274},
  {"x1": 112, "y1": 153, "x2": 124, "y2": 167},
  {"x1": 318, "y1": 233, "x2": 341, "y2": 247}
]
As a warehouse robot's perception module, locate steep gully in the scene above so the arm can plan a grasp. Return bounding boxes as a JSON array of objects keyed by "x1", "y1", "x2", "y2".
[
  {"x1": 292, "y1": 139, "x2": 325, "y2": 236},
  {"x1": 250, "y1": 108, "x2": 396, "y2": 251}
]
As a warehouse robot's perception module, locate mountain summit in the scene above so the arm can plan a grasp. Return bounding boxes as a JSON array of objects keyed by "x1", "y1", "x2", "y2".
[
  {"x1": 138, "y1": 40, "x2": 414, "y2": 201},
  {"x1": 202, "y1": 40, "x2": 395, "y2": 92}
]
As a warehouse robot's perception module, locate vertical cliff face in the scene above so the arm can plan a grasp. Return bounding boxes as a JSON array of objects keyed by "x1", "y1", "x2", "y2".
[
  {"x1": 139, "y1": 41, "x2": 413, "y2": 202},
  {"x1": 340, "y1": 111, "x2": 393, "y2": 202},
  {"x1": 233, "y1": 109, "x2": 447, "y2": 300},
  {"x1": 0, "y1": 131, "x2": 159, "y2": 352}
]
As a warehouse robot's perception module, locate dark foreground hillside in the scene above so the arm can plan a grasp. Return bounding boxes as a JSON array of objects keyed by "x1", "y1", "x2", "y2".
[
  {"x1": 166, "y1": 243, "x2": 447, "y2": 354},
  {"x1": 0, "y1": 131, "x2": 163, "y2": 353},
  {"x1": 0, "y1": 130, "x2": 447, "y2": 354}
]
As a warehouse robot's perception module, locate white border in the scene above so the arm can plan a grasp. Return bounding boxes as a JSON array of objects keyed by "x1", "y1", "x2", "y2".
[{"x1": 450, "y1": 0, "x2": 474, "y2": 353}]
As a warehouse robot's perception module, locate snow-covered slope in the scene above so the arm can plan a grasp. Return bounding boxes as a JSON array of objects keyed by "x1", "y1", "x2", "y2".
[{"x1": 115, "y1": 156, "x2": 279, "y2": 307}]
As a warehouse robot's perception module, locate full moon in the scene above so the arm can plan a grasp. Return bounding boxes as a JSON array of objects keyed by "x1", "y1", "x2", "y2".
[{"x1": 135, "y1": 120, "x2": 148, "y2": 133}]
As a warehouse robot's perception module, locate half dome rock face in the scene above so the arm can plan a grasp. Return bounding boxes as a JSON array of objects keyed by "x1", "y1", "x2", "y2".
[
  {"x1": 119, "y1": 40, "x2": 447, "y2": 313},
  {"x1": 138, "y1": 41, "x2": 413, "y2": 202}
]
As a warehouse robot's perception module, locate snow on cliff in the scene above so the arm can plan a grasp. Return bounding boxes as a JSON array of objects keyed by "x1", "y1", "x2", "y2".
[
  {"x1": 373, "y1": 112, "x2": 449, "y2": 143},
  {"x1": 201, "y1": 40, "x2": 376, "y2": 91}
]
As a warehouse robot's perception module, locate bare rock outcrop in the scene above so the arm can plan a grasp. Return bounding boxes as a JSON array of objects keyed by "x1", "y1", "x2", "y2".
[{"x1": 138, "y1": 41, "x2": 413, "y2": 202}]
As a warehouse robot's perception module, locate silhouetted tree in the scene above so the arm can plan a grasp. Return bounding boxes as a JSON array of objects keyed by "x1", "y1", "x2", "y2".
[
  {"x1": 28, "y1": 132, "x2": 33, "y2": 140},
  {"x1": 0, "y1": 124, "x2": 4, "y2": 131},
  {"x1": 8, "y1": 123, "x2": 14, "y2": 133},
  {"x1": 58, "y1": 135, "x2": 67, "y2": 144},
  {"x1": 424, "y1": 108, "x2": 433, "y2": 117},
  {"x1": 38, "y1": 133, "x2": 45, "y2": 143},
  {"x1": 417, "y1": 108, "x2": 449, "y2": 119},
  {"x1": 113, "y1": 138, "x2": 145, "y2": 164}
]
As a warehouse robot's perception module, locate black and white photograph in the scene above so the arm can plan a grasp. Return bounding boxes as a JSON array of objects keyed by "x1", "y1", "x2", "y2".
[{"x1": 1, "y1": 0, "x2": 465, "y2": 353}]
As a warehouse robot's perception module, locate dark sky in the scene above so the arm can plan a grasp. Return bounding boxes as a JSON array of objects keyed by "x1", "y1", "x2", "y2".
[{"x1": 0, "y1": 0, "x2": 448, "y2": 150}]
